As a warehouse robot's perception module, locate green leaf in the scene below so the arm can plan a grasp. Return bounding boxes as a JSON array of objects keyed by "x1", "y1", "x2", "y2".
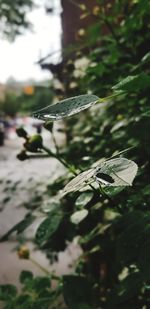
[
  {"x1": 15, "y1": 294, "x2": 32, "y2": 308},
  {"x1": 62, "y1": 275, "x2": 92, "y2": 309},
  {"x1": 0, "y1": 214, "x2": 35, "y2": 242},
  {"x1": 32, "y1": 277, "x2": 51, "y2": 292},
  {"x1": 141, "y1": 51, "x2": 150, "y2": 63},
  {"x1": 0, "y1": 284, "x2": 17, "y2": 300},
  {"x1": 19, "y1": 271, "x2": 33, "y2": 284},
  {"x1": 138, "y1": 238, "x2": 150, "y2": 279},
  {"x1": 32, "y1": 94, "x2": 99, "y2": 121},
  {"x1": 104, "y1": 186, "x2": 124, "y2": 196},
  {"x1": 35, "y1": 210, "x2": 63, "y2": 246},
  {"x1": 70, "y1": 209, "x2": 88, "y2": 225},
  {"x1": 115, "y1": 211, "x2": 150, "y2": 268},
  {"x1": 112, "y1": 74, "x2": 150, "y2": 92}
]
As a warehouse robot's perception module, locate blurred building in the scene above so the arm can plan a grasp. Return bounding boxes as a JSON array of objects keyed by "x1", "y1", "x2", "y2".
[
  {"x1": 39, "y1": 0, "x2": 97, "y2": 75},
  {"x1": 60, "y1": 0, "x2": 97, "y2": 48}
]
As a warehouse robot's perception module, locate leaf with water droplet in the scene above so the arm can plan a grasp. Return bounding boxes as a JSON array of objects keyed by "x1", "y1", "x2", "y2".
[
  {"x1": 70, "y1": 209, "x2": 88, "y2": 225},
  {"x1": 95, "y1": 158, "x2": 138, "y2": 187},
  {"x1": 35, "y1": 210, "x2": 63, "y2": 246},
  {"x1": 32, "y1": 94, "x2": 99, "y2": 121},
  {"x1": 61, "y1": 169, "x2": 95, "y2": 196},
  {"x1": 112, "y1": 74, "x2": 150, "y2": 93},
  {"x1": 62, "y1": 157, "x2": 138, "y2": 195}
]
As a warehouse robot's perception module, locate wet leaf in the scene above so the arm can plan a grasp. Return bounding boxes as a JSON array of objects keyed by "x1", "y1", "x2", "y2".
[
  {"x1": 61, "y1": 169, "x2": 95, "y2": 196},
  {"x1": 32, "y1": 94, "x2": 99, "y2": 121},
  {"x1": 95, "y1": 158, "x2": 138, "y2": 186},
  {"x1": 35, "y1": 210, "x2": 63, "y2": 246},
  {"x1": 70, "y1": 209, "x2": 88, "y2": 225},
  {"x1": 62, "y1": 157, "x2": 138, "y2": 195},
  {"x1": 112, "y1": 74, "x2": 150, "y2": 92}
]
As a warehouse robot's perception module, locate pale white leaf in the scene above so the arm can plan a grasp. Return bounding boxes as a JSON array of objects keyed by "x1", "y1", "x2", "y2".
[
  {"x1": 61, "y1": 169, "x2": 95, "y2": 196},
  {"x1": 70, "y1": 209, "x2": 88, "y2": 225},
  {"x1": 95, "y1": 158, "x2": 138, "y2": 186}
]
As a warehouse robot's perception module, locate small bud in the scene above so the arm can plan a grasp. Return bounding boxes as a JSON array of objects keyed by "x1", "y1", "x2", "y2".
[
  {"x1": 16, "y1": 127, "x2": 28, "y2": 139},
  {"x1": 18, "y1": 246, "x2": 30, "y2": 259},
  {"x1": 24, "y1": 134, "x2": 43, "y2": 152},
  {"x1": 17, "y1": 150, "x2": 28, "y2": 161}
]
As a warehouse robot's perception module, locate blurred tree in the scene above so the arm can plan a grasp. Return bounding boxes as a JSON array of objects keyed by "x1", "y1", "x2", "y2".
[
  {"x1": 0, "y1": 0, "x2": 34, "y2": 40},
  {"x1": 0, "y1": 85, "x2": 54, "y2": 116},
  {"x1": 0, "y1": 92, "x2": 21, "y2": 117},
  {"x1": 20, "y1": 85, "x2": 54, "y2": 113}
]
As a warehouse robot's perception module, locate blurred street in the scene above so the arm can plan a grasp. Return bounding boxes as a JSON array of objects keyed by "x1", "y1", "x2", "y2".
[{"x1": 0, "y1": 126, "x2": 80, "y2": 286}]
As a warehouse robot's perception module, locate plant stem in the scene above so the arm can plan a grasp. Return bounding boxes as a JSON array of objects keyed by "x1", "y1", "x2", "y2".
[
  {"x1": 42, "y1": 145, "x2": 77, "y2": 175},
  {"x1": 51, "y1": 130, "x2": 60, "y2": 155},
  {"x1": 96, "y1": 92, "x2": 124, "y2": 104},
  {"x1": 30, "y1": 257, "x2": 59, "y2": 280},
  {"x1": 29, "y1": 257, "x2": 50, "y2": 276}
]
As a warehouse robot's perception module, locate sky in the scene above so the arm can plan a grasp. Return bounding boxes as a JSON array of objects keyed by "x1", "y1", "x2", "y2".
[{"x1": 0, "y1": 1, "x2": 61, "y2": 83}]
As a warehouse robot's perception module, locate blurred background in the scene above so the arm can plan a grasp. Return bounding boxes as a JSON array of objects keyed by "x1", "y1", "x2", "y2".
[{"x1": 0, "y1": 0, "x2": 101, "y2": 286}]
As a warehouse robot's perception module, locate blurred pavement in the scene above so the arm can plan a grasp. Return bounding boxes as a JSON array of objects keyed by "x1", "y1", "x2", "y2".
[{"x1": 0, "y1": 127, "x2": 80, "y2": 287}]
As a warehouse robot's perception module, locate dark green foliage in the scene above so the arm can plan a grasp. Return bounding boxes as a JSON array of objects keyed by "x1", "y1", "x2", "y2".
[
  {"x1": 112, "y1": 74, "x2": 150, "y2": 93},
  {"x1": 0, "y1": 273, "x2": 61, "y2": 309},
  {"x1": 0, "y1": 284, "x2": 17, "y2": 300},
  {"x1": 62, "y1": 275, "x2": 93, "y2": 309},
  {"x1": 19, "y1": 271, "x2": 33, "y2": 284},
  {"x1": 35, "y1": 209, "x2": 63, "y2": 247}
]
